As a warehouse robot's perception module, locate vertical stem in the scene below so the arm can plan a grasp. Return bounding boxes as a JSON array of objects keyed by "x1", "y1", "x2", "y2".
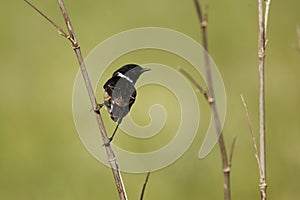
[
  {"x1": 258, "y1": 0, "x2": 268, "y2": 199},
  {"x1": 193, "y1": 1, "x2": 230, "y2": 200}
]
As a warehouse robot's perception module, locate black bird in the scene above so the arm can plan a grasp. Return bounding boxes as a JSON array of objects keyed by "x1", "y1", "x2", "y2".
[{"x1": 95, "y1": 64, "x2": 150, "y2": 143}]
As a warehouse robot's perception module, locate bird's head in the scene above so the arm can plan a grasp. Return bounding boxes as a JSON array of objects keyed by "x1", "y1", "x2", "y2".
[{"x1": 113, "y1": 64, "x2": 150, "y2": 84}]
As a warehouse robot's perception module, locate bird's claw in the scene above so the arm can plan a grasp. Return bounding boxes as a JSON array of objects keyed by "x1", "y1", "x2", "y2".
[{"x1": 93, "y1": 103, "x2": 103, "y2": 114}]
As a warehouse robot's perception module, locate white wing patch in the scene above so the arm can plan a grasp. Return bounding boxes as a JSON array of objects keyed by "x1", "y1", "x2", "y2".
[{"x1": 116, "y1": 72, "x2": 133, "y2": 83}]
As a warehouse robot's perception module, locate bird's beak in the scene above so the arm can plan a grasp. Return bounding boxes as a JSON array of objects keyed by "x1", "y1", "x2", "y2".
[{"x1": 141, "y1": 68, "x2": 151, "y2": 73}]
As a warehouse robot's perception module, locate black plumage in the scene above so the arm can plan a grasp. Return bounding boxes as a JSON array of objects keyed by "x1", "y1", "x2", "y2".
[{"x1": 97, "y1": 64, "x2": 150, "y2": 143}]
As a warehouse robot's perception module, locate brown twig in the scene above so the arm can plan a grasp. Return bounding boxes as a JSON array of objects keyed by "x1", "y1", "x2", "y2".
[
  {"x1": 228, "y1": 136, "x2": 237, "y2": 168},
  {"x1": 139, "y1": 172, "x2": 151, "y2": 200},
  {"x1": 240, "y1": 95, "x2": 265, "y2": 193},
  {"x1": 241, "y1": 95, "x2": 263, "y2": 174},
  {"x1": 24, "y1": 0, "x2": 128, "y2": 199},
  {"x1": 178, "y1": 68, "x2": 213, "y2": 103},
  {"x1": 258, "y1": 0, "x2": 271, "y2": 199},
  {"x1": 193, "y1": 1, "x2": 231, "y2": 200},
  {"x1": 24, "y1": 0, "x2": 69, "y2": 39}
]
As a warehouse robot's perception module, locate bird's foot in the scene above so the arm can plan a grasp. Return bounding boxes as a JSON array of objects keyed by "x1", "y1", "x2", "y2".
[
  {"x1": 102, "y1": 137, "x2": 113, "y2": 147},
  {"x1": 93, "y1": 103, "x2": 103, "y2": 114}
]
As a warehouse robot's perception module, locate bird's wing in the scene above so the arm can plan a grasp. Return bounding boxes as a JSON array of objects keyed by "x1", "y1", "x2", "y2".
[
  {"x1": 105, "y1": 77, "x2": 134, "y2": 106},
  {"x1": 129, "y1": 89, "x2": 136, "y2": 109}
]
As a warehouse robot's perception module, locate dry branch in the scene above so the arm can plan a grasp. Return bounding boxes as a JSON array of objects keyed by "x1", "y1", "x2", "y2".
[
  {"x1": 241, "y1": 95, "x2": 264, "y2": 179},
  {"x1": 193, "y1": 1, "x2": 231, "y2": 200},
  {"x1": 241, "y1": 94, "x2": 267, "y2": 199},
  {"x1": 178, "y1": 68, "x2": 212, "y2": 103},
  {"x1": 229, "y1": 136, "x2": 237, "y2": 168},
  {"x1": 24, "y1": 0, "x2": 128, "y2": 199}
]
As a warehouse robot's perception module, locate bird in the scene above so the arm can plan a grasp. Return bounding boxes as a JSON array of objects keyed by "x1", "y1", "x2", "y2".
[{"x1": 94, "y1": 64, "x2": 150, "y2": 144}]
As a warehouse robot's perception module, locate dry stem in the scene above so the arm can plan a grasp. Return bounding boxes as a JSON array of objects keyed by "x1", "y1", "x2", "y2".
[
  {"x1": 258, "y1": 0, "x2": 271, "y2": 198},
  {"x1": 229, "y1": 136, "x2": 237, "y2": 168},
  {"x1": 24, "y1": 0, "x2": 128, "y2": 199},
  {"x1": 241, "y1": 95, "x2": 264, "y2": 179},
  {"x1": 178, "y1": 68, "x2": 212, "y2": 103},
  {"x1": 193, "y1": 1, "x2": 231, "y2": 199}
]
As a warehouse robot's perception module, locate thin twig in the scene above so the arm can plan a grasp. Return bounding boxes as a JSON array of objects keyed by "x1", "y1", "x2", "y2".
[
  {"x1": 240, "y1": 95, "x2": 263, "y2": 178},
  {"x1": 264, "y1": 0, "x2": 271, "y2": 46},
  {"x1": 140, "y1": 172, "x2": 151, "y2": 200},
  {"x1": 193, "y1": 1, "x2": 231, "y2": 200},
  {"x1": 24, "y1": 1, "x2": 128, "y2": 199},
  {"x1": 228, "y1": 136, "x2": 237, "y2": 168},
  {"x1": 24, "y1": 0, "x2": 69, "y2": 38},
  {"x1": 178, "y1": 68, "x2": 213, "y2": 103}
]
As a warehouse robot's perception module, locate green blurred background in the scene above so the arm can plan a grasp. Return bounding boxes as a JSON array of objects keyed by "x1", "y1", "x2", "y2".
[{"x1": 1, "y1": 0, "x2": 300, "y2": 199}]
